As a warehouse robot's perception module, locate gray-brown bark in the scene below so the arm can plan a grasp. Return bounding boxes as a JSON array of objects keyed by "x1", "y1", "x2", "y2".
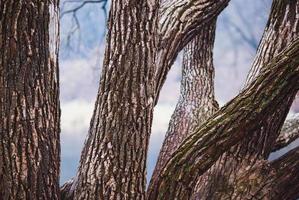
[
  {"x1": 71, "y1": 1, "x2": 158, "y2": 199},
  {"x1": 61, "y1": 0, "x2": 299, "y2": 199},
  {"x1": 67, "y1": 0, "x2": 231, "y2": 199},
  {"x1": 271, "y1": 145, "x2": 299, "y2": 200},
  {"x1": 148, "y1": 1, "x2": 299, "y2": 199},
  {"x1": 0, "y1": 1, "x2": 60, "y2": 199},
  {"x1": 148, "y1": 20, "x2": 218, "y2": 195},
  {"x1": 147, "y1": 37, "x2": 299, "y2": 199},
  {"x1": 154, "y1": 0, "x2": 230, "y2": 103},
  {"x1": 190, "y1": 1, "x2": 299, "y2": 199}
]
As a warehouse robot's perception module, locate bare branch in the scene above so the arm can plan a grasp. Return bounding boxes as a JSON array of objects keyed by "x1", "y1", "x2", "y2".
[
  {"x1": 60, "y1": 0, "x2": 108, "y2": 47},
  {"x1": 60, "y1": 179, "x2": 75, "y2": 200},
  {"x1": 60, "y1": 0, "x2": 107, "y2": 18}
]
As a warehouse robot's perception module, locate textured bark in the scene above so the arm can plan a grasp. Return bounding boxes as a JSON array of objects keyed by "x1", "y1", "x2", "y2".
[
  {"x1": 154, "y1": 0, "x2": 230, "y2": 103},
  {"x1": 272, "y1": 115, "x2": 299, "y2": 152},
  {"x1": 61, "y1": 179, "x2": 74, "y2": 200},
  {"x1": 71, "y1": 1, "x2": 158, "y2": 199},
  {"x1": 62, "y1": 0, "x2": 299, "y2": 199},
  {"x1": 67, "y1": 0, "x2": 231, "y2": 199},
  {"x1": 271, "y1": 146, "x2": 299, "y2": 200},
  {"x1": 148, "y1": 20, "x2": 218, "y2": 195},
  {"x1": 147, "y1": 37, "x2": 299, "y2": 199},
  {"x1": 188, "y1": 1, "x2": 299, "y2": 199},
  {"x1": 0, "y1": 1, "x2": 60, "y2": 200}
]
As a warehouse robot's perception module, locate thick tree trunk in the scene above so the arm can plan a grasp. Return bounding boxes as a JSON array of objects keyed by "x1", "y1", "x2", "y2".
[
  {"x1": 0, "y1": 1, "x2": 60, "y2": 199},
  {"x1": 62, "y1": 0, "x2": 299, "y2": 199},
  {"x1": 148, "y1": 20, "x2": 218, "y2": 196},
  {"x1": 190, "y1": 1, "x2": 299, "y2": 199},
  {"x1": 71, "y1": 1, "x2": 158, "y2": 199},
  {"x1": 148, "y1": 37, "x2": 299, "y2": 199},
  {"x1": 67, "y1": 0, "x2": 231, "y2": 199}
]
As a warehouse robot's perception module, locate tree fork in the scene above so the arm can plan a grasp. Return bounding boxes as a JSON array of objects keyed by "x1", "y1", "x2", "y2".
[
  {"x1": 148, "y1": 38, "x2": 299, "y2": 199},
  {"x1": 148, "y1": 19, "x2": 218, "y2": 196}
]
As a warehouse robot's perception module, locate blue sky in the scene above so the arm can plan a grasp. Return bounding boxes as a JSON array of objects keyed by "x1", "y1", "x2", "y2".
[{"x1": 58, "y1": 0, "x2": 299, "y2": 185}]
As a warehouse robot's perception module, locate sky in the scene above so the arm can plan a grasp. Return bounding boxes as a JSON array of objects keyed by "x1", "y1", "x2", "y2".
[{"x1": 58, "y1": 0, "x2": 299, "y2": 184}]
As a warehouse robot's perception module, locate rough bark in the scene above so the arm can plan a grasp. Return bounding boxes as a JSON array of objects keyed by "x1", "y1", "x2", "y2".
[
  {"x1": 271, "y1": 145, "x2": 299, "y2": 200},
  {"x1": 62, "y1": 0, "x2": 299, "y2": 199},
  {"x1": 154, "y1": 0, "x2": 230, "y2": 103},
  {"x1": 71, "y1": 1, "x2": 158, "y2": 199},
  {"x1": 66, "y1": 0, "x2": 231, "y2": 199},
  {"x1": 147, "y1": 37, "x2": 299, "y2": 200},
  {"x1": 148, "y1": 20, "x2": 218, "y2": 195},
  {"x1": 189, "y1": 1, "x2": 299, "y2": 199},
  {"x1": 0, "y1": 1, "x2": 60, "y2": 199}
]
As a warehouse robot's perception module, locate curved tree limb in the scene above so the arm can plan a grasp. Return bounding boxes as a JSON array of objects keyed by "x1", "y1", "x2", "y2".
[
  {"x1": 154, "y1": 0, "x2": 230, "y2": 103},
  {"x1": 148, "y1": 19, "x2": 218, "y2": 196},
  {"x1": 68, "y1": 0, "x2": 232, "y2": 198},
  {"x1": 148, "y1": 37, "x2": 299, "y2": 200},
  {"x1": 187, "y1": 1, "x2": 299, "y2": 198}
]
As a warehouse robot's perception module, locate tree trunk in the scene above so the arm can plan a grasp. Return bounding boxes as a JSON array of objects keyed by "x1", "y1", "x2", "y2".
[
  {"x1": 191, "y1": 1, "x2": 299, "y2": 199},
  {"x1": 148, "y1": 20, "x2": 218, "y2": 195},
  {"x1": 71, "y1": 1, "x2": 158, "y2": 199},
  {"x1": 0, "y1": 1, "x2": 60, "y2": 199},
  {"x1": 148, "y1": 37, "x2": 299, "y2": 199},
  {"x1": 61, "y1": 0, "x2": 299, "y2": 199},
  {"x1": 68, "y1": 0, "x2": 231, "y2": 199}
]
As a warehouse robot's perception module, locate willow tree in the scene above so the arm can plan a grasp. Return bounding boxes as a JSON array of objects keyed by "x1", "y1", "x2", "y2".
[
  {"x1": 0, "y1": 0, "x2": 60, "y2": 199},
  {"x1": 1, "y1": 0, "x2": 299, "y2": 200}
]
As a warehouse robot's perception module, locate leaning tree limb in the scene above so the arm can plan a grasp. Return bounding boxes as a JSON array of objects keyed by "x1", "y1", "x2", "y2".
[
  {"x1": 154, "y1": 0, "x2": 230, "y2": 103},
  {"x1": 148, "y1": 19, "x2": 218, "y2": 196},
  {"x1": 63, "y1": 0, "x2": 232, "y2": 199},
  {"x1": 148, "y1": 37, "x2": 299, "y2": 200},
  {"x1": 188, "y1": 1, "x2": 299, "y2": 199}
]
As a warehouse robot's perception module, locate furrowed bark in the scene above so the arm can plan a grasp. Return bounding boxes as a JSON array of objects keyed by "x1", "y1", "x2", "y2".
[
  {"x1": 270, "y1": 146, "x2": 299, "y2": 200},
  {"x1": 154, "y1": 0, "x2": 230, "y2": 103},
  {"x1": 246, "y1": 0, "x2": 299, "y2": 84},
  {"x1": 148, "y1": 20, "x2": 218, "y2": 196},
  {"x1": 147, "y1": 37, "x2": 299, "y2": 200},
  {"x1": 0, "y1": 1, "x2": 60, "y2": 199},
  {"x1": 71, "y1": 1, "x2": 158, "y2": 199},
  {"x1": 272, "y1": 115, "x2": 299, "y2": 152},
  {"x1": 67, "y1": 0, "x2": 231, "y2": 199},
  {"x1": 188, "y1": 1, "x2": 299, "y2": 199},
  {"x1": 61, "y1": 179, "x2": 74, "y2": 200}
]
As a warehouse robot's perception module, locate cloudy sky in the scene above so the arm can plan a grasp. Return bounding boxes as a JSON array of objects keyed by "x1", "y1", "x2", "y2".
[{"x1": 58, "y1": 0, "x2": 298, "y2": 184}]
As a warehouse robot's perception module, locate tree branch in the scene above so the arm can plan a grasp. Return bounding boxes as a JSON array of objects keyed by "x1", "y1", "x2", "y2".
[
  {"x1": 148, "y1": 19, "x2": 218, "y2": 196},
  {"x1": 154, "y1": 0, "x2": 230, "y2": 103},
  {"x1": 148, "y1": 37, "x2": 299, "y2": 200},
  {"x1": 272, "y1": 115, "x2": 299, "y2": 152}
]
